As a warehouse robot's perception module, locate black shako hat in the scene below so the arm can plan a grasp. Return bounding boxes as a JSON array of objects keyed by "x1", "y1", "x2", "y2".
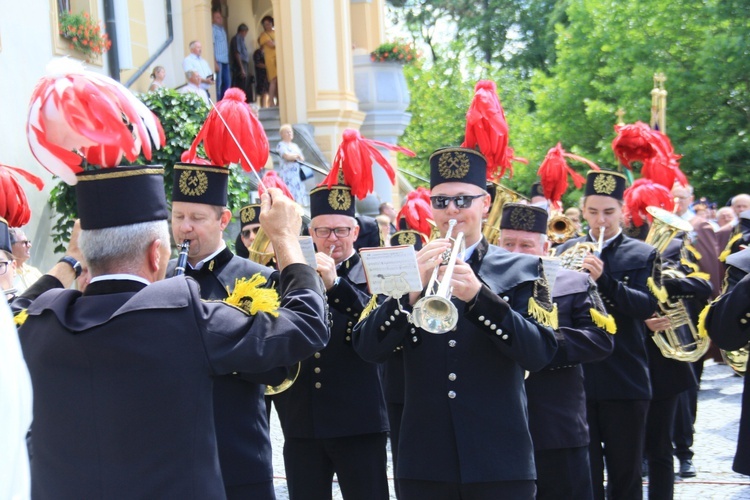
[
  {"x1": 76, "y1": 166, "x2": 169, "y2": 230},
  {"x1": 309, "y1": 184, "x2": 355, "y2": 218},
  {"x1": 500, "y1": 202, "x2": 548, "y2": 234},
  {"x1": 391, "y1": 229, "x2": 425, "y2": 250},
  {"x1": 0, "y1": 217, "x2": 11, "y2": 254},
  {"x1": 239, "y1": 203, "x2": 261, "y2": 227},
  {"x1": 429, "y1": 147, "x2": 487, "y2": 190},
  {"x1": 584, "y1": 170, "x2": 627, "y2": 201},
  {"x1": 530, "y1": 182, "x2": 544, "y2": 199},
  {"x1": 171, "y1": 163, "x2": 229, "y2": 207}
]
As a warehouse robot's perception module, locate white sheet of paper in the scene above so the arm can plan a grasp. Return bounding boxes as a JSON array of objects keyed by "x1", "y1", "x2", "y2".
[
  {"x1": 359, "y1": 245, "x2": 423, "y2": 296},
  {"x1": 298, "y1": 236, "x2": 317, "y2": 269}
]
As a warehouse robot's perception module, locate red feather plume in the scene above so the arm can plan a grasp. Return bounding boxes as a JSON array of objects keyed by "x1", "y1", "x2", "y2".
[
  {"x1": 396, "y1": 187, "x2": 433, "y2": 241},
  {"x1": 623, "y1": 178, "x2": 675, "y2": 227},
  {"x1": 0, "y1": 164, "x2": 44, "y2": 227},
  {"x1": 186, "y1": 88, "x2": 269, "y2": 171},
  {"x1": 612, "y1": 122, "x2": 686, "y2": 189},
  {"x1": 461, "y1": 80, "x2": 513, "y2": 181},
  {"x1": 324, "y1": 129, "x2": 414, "y2": 200},
  {"x1": 537, "y1": 143, "x2": 599, "y2": 209},
  {"x1": 27, "y1": 58, "x2": 165, "y2": 185},
  {"x1": 258, "y1": 170, "x2": 293, "y2": 200}
]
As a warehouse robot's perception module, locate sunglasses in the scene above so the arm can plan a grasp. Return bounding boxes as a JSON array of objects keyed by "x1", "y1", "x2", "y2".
[
  {"x1": 241, "y1": 228, "x2": 259, "y2": 238},
  {"x1": 429, "y1": 194, "x2": 486, "y2": 210}
]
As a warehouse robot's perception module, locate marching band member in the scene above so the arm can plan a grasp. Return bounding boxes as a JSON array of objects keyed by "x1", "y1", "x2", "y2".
[
  {"x1": 354, "y1": 147, "x2": 558, "y2": 500},
  {"x1": 499, "y1": 202, "x2": 614, "y2": 500}
]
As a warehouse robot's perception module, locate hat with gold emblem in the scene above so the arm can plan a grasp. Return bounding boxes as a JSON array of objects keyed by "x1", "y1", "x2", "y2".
[
  {"x1": 530, "y1": 182, "x2": 544, "y2": 199},
  {"x1": 500, "y1": 202, "x2": 548, "y2": 235},
  {"x1": 239, "y1": 203, "x2": 261, "y2": 228},
  {"x1": 76, "y1": 166, "x2": 169, "y2": 230},
  {"x1": 584, "y1": 170, "x2": 627, "y2": 200},
  {"x1": 309, "y1": 184, "x2": 356, "y2": 218},
  {"x1": 171, "y1": 163, "x2": 229, "y2": 207},
  {"x1": 429, "y1": 147, "x2": 487, "y2": 190}
]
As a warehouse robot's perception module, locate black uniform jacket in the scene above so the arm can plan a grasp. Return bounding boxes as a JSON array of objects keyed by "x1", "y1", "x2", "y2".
[
  {"x1": 167, "y1": 247, "x2": 284, "y2": 487},
  {"x1": 706, "y1": 248, "x2": 750, "y2": 475},
  {"x1": 557, "y1": 232, "x2": 660, "y2": 400},
  {"x1": 353, "y1": 240, "x2": 558, "y2": 484},
  {"x1": 273, "y1": 252, "x2": 389, "y2": 439},
  {"x1": 525, "y1": 269, "x2": 613, "y2": 450},
  {"x1": 17, "y1": 264, "x2": 328, "y2": 500}
]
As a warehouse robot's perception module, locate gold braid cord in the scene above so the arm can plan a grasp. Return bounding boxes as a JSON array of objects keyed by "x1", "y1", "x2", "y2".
[{"x1": 224, "y1": 274, "x2": 280, "y2": 317}]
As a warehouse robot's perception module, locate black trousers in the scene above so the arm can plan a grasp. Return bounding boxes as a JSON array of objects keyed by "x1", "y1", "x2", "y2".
[
  {"x1": 398, "y1": 479, "x2": 535, "y2": 500},
  {"x1": 225, "y1": 480, "x2": 275, "y2": 500},
  {"x1": 387, "y1": 402, "x2": 404, "y2": 499},
  {"x1": 535, "y1": 446, "x2": 594, "y2": 500},
  {"x1": 283, "y1": 432, "x2": 389, "y2": 500},
  {"x1": 645, "y1": 395, "x2": 679, "y2": 500},
  {"x1": 588, "y1": 399, "x2": 650, "y2": 500}
]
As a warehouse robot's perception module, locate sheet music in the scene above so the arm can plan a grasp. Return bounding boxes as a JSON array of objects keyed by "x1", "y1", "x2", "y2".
[
  {"x1": 298, "y1": 236, "x2": 317, "y2": 269},
  {"x1": 359, "y1": 245, "x2": 423, "y2": 296}
]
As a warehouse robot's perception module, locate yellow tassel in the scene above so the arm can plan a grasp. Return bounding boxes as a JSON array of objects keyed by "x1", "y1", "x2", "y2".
[
  {"x1": 680, "y1": 257, "x2": 700, "y2": 274},
  {"x1": 528, "y1": 297, "x2": 559, "y2": 330},
  {"x1": 684, "y1": 243, "x2": 702, "y2": 261},
  {"x1": 359, "y1": 294, "x2": 379, "y2": 322},
  {"x1": 590, "y1": 308, "x2": 617, "y2": 334},
  {"x1": 697, "y1": 302, "x2": 711, "y2": 338},
  {"x1": 648, "y1": 277, "x2": 668, "y2": 303},
  {"x1": 720, "y1": 233, "x2": 743, "y2": 262},
  {"x1": 686, "y1": 271, "x2": 711, "y2": 282},
  {"x1": 224, "y1": 274, "x2": 280, "y2": 317},
  {"x1": 14, "y1": 309, "x2": 28, "y2": 327}
]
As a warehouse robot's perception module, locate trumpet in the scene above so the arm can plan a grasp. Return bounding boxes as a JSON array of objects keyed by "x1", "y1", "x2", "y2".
[
  {"x1": 173, "y1": 240, "x2": 190, "y2": 276},
  {"x1": 411, "y1": 219, "x2": 464, "y2": 334}
]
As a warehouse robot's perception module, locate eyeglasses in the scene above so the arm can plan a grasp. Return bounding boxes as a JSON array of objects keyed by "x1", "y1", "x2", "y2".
[
  {"x1": 0, "y1": 261, "x2": 9, "y2": 275},
  {"x1": 12, "y1": 239, "x2": 31, "y2": 246},
  {"x1": 430, "y1": 194, "x2": 486, "y2": 210},
  {"x1": 312, "y1": 227, "x2": 353, "y2": 238},
  {"x1": 241, "y1": 228, "x2": 259, "y2": 238}
]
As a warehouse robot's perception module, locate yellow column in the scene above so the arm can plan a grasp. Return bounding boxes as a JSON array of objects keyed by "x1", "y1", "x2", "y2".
[
  {"x1": 182, "y1": 0, "x2": 215, "y2": 99},
  {"x1": 350, "y1": 0, "x2": 385, "y2": 52}
]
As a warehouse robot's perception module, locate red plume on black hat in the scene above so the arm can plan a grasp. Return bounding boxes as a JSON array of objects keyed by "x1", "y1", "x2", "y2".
[
  {"x1": 536, "y1": 143, "x2": 599, "y2": 209},
  {"x1": 611, "y1": 121, "x2": 687, "y2": 189},
  {"x1": 396, "y1": 187, "x2": 433, "y2": 242},
  {"x1": 623, "y1": 178, "x2": 675, "y2": 227},
  {"x1": 0, "y1": 164, "x2": 44, "y2": 228}
]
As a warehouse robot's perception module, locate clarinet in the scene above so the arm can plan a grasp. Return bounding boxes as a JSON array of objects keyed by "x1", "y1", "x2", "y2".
[{"x1": 173, "y1": 240, "x2": 190, "y2": 276}]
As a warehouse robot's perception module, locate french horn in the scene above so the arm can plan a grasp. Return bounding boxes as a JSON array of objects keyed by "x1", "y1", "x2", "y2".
[{"x1": 547, "y1": 215, "x2": 578, "y2": 245}]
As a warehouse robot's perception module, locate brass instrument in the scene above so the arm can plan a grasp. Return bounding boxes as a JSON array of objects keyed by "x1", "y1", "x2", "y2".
[
  {"x1": 721, "y1": 346, "x2": 748, "y2": 377},
  {"x1": 482, "y1": 182, "x2": 528, "y2": 245},
  {"x1": 266, "y1": 363, "x2": 302, "y2": 395},
  {"x1": 247, "y1": 227, "x2": 275, "y2": 266},
  {"x1": 411, "y1": 219, "x2": 464, "y2": 334},
  {"x1": 547, "y1": 214, "x2": 578, "y2": 245},
  {"x1": 558, "y1": 228, "x2": 603, "y2": 271},
  {"x1": 173, "y1": 240, "x2": 190, "y2": 276},
  {"x1": 645, "y1": 206, "x2": 709, "y2": 362}
]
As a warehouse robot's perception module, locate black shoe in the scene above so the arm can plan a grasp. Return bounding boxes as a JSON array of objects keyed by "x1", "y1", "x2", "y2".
[{"x1": 679, "y1": 459, "x2": 697, "y2": 478}]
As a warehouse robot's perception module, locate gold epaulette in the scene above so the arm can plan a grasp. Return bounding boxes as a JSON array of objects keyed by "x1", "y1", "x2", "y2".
[
  {"x1": 720, "y1": 233, "x2": 743, "y2": 262},
  {"x1": 684, "y1": 243, "x2": 702, "y2": 261},
  {"x1": 359, "y1": 294, "x2": 379, "y2": 322},
  {"x1": 697, "y1": 302, "x2": 712, "y2": 338},
  {"x1": 686, "y1": 271, "x2": 711, "y2": 282},
  {"x1": 648, "y1": 276, "x2": 668, "y2": 303},
  {"x1": 528, "y1": 296, "x2": 559, "y2": 330},
  {"x1": 14, "y1": 309, "x2": 28, "y2": 327},
  {"x1": 680, "y1": 257, "x2": 700, "y2": 274},
  {"x1": 224, "y1": 274, "x2": 280, "y2": 317},
  {"x1": 590, "y1": 308, "x2": 617, "y2": 334}
]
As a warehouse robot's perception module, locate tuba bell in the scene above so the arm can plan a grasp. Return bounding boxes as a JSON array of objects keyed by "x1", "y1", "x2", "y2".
[
  {"x1": 482, "y1": 182, "x2": 528, "y2": 245},
  {"x1": 645, "y1": 206, "x2": 709, "y2": 362},
  {"x1": 411, "y1": 219, "x2": 464, "y2": 334}
]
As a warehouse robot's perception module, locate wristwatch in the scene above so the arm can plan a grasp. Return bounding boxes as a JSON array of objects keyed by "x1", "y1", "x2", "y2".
[{"x1": 58, "y1": 256, "x2": 82, "y2": 278}]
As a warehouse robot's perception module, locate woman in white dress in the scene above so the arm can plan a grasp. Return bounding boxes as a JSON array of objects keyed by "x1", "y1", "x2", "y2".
[{"x1": 275, "y1": 124, "x2": 307, "y2": 205}]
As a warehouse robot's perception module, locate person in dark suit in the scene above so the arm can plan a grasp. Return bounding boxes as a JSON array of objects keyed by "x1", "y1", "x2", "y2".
[
  {"x1": 353, "y1": 147, "x2": 559, "y2": 500},
  {"x1": 642, "y1": 234, "x2": 709, "y2": 499},
  {"x1": 556, "y1": 170, "x2": 661, "y2": 500},
  {"x1": 498, "y1": 202, "x2": 614, "y2": 500},
  {"x1": 14, "y1": 166, "x2": 329, "y2": 499},
  {"x1": 273, "y1": 183, "x2": 390, "y2": 500},
  {"x1": 705, "y1": 247, "x2": 750, "y2": 475},
  {"x1": 168, "y1": 163, "x2": 290, "y2": 499}
]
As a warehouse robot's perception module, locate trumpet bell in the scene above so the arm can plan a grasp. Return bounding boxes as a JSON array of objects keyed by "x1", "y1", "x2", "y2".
[{"x1": 411, "y1": 296, "x2": 459, "y2": 334}]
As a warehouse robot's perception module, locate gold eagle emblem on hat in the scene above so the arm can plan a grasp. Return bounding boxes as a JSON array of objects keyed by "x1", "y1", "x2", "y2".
[
  {"x1": 178, "y1": 170, "x2": 209, "y2": 197},
  {"x1": 593, "y1": 174, "x2": 617, "y2": 195},
  {"x1": 241, "y1": 206, "x2": 256, "y2": 224},
  {"x1": 328, "y1": 188, "x2": 352, "y2": 211},
  {"x1": 509, "y1": 207, "x2": 536, "y2": 231},
  {"x1": 438, "y1": 151, "x2": 471, "y2": 179}
]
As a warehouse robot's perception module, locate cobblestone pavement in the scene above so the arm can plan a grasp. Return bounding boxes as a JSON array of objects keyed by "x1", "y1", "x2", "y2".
[{"x1": 270, "y1": 360, "x2": 750, "y2": 499}]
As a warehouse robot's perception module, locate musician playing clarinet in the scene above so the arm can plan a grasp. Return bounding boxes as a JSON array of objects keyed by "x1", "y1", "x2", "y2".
[
  {"x1": 555, "y1": 170, "x2": 662, "y2": 500},
  {"x1": 353, "y1": 147, "x2": 558, "y2": 500},
  {"x1": 168, "y1": 161, "x2": 286, "y2": 500}
]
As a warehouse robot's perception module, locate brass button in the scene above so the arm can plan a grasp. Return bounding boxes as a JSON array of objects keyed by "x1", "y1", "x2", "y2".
[
  {"x1": 314, "y1": 367, "x2": 321, "y2": 374},
  {"x1": 314, "y1": 352, "x2": 321, "y2": 359},
  {"x1": 448, "y1": 373, "x2": 457, "y2": 381},
  {"x1": 448, "y1": 391, "x2": 456, "y2": 399},
  {"x1": 315, "y1": 382, "x2": 322, "y2": 389}
]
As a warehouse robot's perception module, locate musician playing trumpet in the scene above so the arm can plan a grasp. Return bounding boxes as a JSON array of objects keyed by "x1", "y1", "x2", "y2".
[
  {"x1": 555, "y1": 170, "x2": 662, "y2": 500},
  {"x1": 354, "y1": 148, "x2": 558, "y2": 500}
]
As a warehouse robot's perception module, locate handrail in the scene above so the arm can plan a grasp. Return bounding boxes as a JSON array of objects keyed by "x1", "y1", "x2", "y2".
[{"x1": 124, "y1": 0, "x2": 174, "y2": 88}]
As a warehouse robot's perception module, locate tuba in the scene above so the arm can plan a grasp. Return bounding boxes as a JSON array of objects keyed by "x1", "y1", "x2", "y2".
[
  {"x1": 411, "y1": 219, "x2": 464, "y2": 334},
  {"x1": 547, "y1": 215, "x2": 578, "y2": 245},
  {"x1": 247, "y1": 227, "x2": 275, "y2": 266},
  {"x1": 645, "y1": 206, "x2": 710, "y2": 362},
  {"x1": 482, "y1": 183, "x2": 528, "y2": 245}
]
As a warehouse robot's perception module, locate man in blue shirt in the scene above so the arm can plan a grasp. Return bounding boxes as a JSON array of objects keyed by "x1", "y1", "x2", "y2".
[{"x1": 212, "y1": 10, "x2": 230, "y2": 100}]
